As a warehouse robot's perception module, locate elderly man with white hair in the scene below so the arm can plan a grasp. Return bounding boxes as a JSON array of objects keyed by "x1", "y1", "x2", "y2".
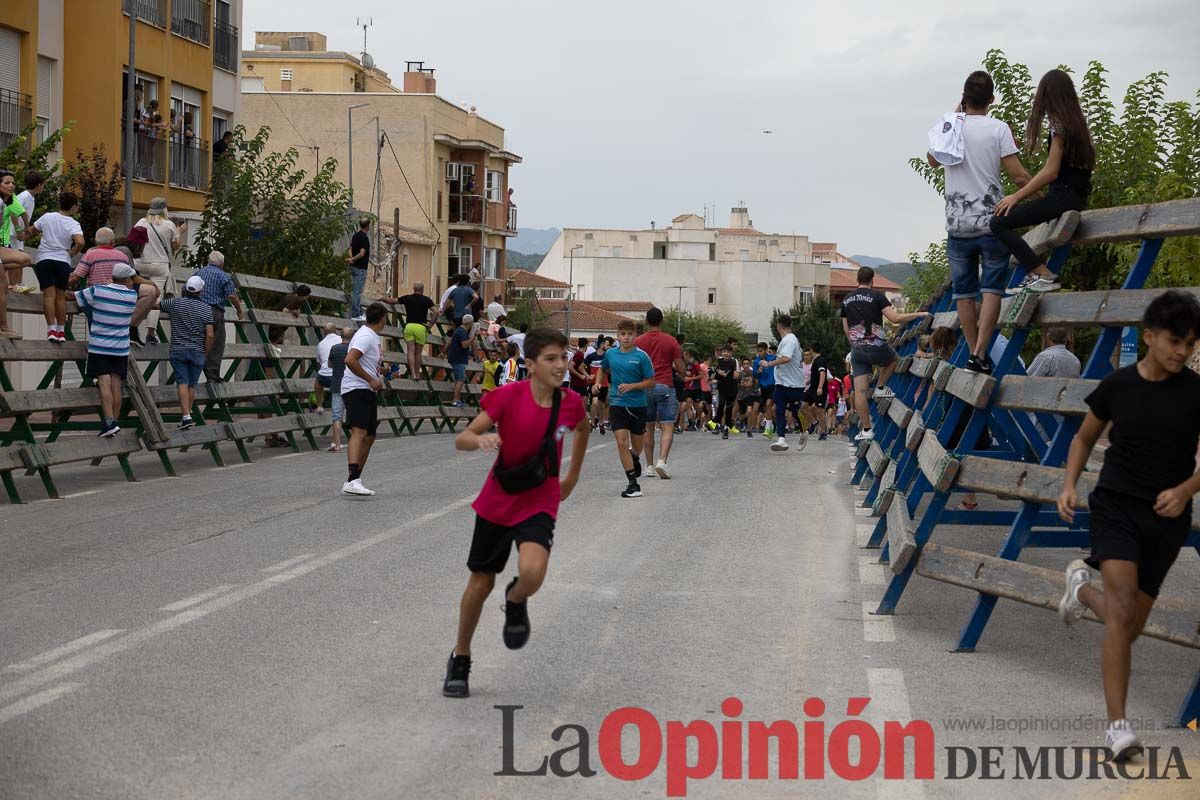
[
  {"x1": 193, "y1": 250, "x2": 244, "y2": 383},
  {"x1": 70, "y1": 227, "x2": 129, "y2": 288}
]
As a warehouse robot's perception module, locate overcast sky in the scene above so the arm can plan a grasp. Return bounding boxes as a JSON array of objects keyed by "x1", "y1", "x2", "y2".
[{"x1": 243, "y1": 0, "x2": 1200, "y2": 260}]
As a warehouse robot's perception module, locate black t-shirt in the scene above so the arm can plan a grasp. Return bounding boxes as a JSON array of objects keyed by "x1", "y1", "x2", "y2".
[
  {"x1": 841, "y1": 288, "x2": 891, "y2": 349},
  {"x1": 715, "y1": 356, "x2": 738, "y2": 391},
  {"x1": 1048, "y1": 132, "x2": 1092, "y2": 198},
  {"x1": 212, "y1": 138, "x2": 228, "y2": 160},
  {"x1": 349, "y1": 231, "x2": 370, "y2": 268},
  {"x1": 1086, "y1": 364, "x2": 1200, "y2": 500},
  {"x1": 398, "y1": 292, "x2": 435, "y2": 326},
  {"x1": 808, "y1": 354, "x2": 828, "y2": 394}
]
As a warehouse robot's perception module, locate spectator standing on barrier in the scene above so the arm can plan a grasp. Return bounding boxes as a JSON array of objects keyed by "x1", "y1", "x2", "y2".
[
  {"x1": 507, "y1": 323, "x2": 528, "y2": 358},
  {"x1": 133, "y1": 197, "x2": 185, "y2": 345},
  {"x1": 447, "y1": 313, "x2": 474, "y2": 407},
  {"x1": 444, "y1": 273, "x2": 476, "y2": 328},
  {"x1": 32, "y1": 191, "x2": 84, "y2": 343},
  {"x1": 268, "y1": 285, "x2": 310, "y2": 347},
  {"x1": 1057, "y1": 291, "x2": 1200, "y2": 762},
  {"x1": 443, "y1": 327, "x2": 590, "y2": 698},
  {"x1": 0, "y1": 170, "x2": 33, "y2": 306},
  {"x1": 327, "y1": 327, "x2": 352, "y2": 453},
  {"x1": 341, "y1": 302, "x2": 387, "y2": 496},
  {"x1": 391, "y1": 282, "x2": 436, "y2": 379},
  {"x1": 926, "y1": 70, "x2": 1031, "y2": 375},
  {"x1": 71, "y1": 228, "x2": 128, "y2": 289},
  {"x1": 11, "y1": 170, "x2": 43, "y2": 263},
  {"x1": 635, "y1": 307, "x2": 684, "y2": 479},
  {"x1": 157, "y1": 276, "x2": 214, "y2": 429},
  {"x1": 193, "y1": 251, "x2": 243, "y2": 383},
  {"x1": 346, "y1": 218, "x2": 371, "y2": 320},
  {"x1": 69, "y1": 263, "x2": 149, "y2": 437},
  {"x1": 315, "y1": 323, "x2": 341, "y2": 411},
  {"x1": 992, "y1": 69, "x2": 1094, "y2": 294},
  {"x1": 842, "y1": 267, "x2": 930, "y2": 441}
]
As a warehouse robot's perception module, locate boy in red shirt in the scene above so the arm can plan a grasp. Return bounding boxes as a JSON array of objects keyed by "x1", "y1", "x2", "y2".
[{"x1": 443, "y1": 328, "x2": 590, "y2": 698}]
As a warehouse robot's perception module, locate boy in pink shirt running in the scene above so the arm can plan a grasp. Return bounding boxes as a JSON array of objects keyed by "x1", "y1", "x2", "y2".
[{"x1": 443, "y1": 327, "x2": 590, "y2": 698}]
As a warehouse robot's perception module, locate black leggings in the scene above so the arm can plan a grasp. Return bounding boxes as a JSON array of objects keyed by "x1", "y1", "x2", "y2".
[
  {"x1": 717, "y1": 390, "x2": 737, "y2": 427},
  {"x1": 989, "y1": 186, "x2": 1086, "y2": 270}
]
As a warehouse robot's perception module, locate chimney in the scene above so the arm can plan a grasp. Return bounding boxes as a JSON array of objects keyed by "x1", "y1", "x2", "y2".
[
  {"x1": 729, "y1": 206, "x2": 751, "y2": 229},
  {"x1": 403, "y1": 61, "x2": 437, "y2": 93}
]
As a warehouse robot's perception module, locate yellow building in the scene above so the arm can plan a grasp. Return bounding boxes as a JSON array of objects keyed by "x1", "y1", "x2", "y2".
[
  {"x1": 0, "y1": 0, "x2": 244, "y2": 218},
  {"x1": 241, "y1": 32, "x2": 400, "y2": 94}
]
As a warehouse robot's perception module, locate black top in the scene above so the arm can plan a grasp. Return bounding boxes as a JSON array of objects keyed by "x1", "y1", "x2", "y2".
[
  {"x1": 329, "y1": 342, "x2": 349, "y2": 392},
  {"x1": 1049, "y1": 132, "x2": 1092, "y2": 198},
  {"x1": 349, "y1": 231, "x2": 370, "y2": 269},
  {"x1": 715, "y1": 356, "x2": 739, "y2": 390},
  {"x1": 212, "y1": 139, "x2": 228, "y2": 160},
  {"x1": 809, "y1": 354, "x2": 828, "y2": 392},
  {"x1": 397, "y1": 292, "x2": 435, "y2": 326},
  {"x1": 1086, "y1": 364, "x2": 1200, "y2": 500},
  {"x1": 840, "y1": 288, "x2": 891, "y2": 349}
]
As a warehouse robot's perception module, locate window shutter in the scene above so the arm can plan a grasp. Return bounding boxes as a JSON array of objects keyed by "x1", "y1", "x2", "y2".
[
  {"x1": 37, "y1": 57, "x2": 52, "y2": 118},
  {"x1": 0, "y1": 28, "x2": 21, "y2": 93}
]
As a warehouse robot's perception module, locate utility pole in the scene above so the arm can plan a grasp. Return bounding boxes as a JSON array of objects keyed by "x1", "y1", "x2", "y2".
[
  {"x1": 123, "y1": 6, "x2": 137, "y2": 232},
  {"x1": 567, "y1": 244, "x2": 583, "y2": 340},
  {"x1": 666, "y1": 284, "x2": 691, "y2": 334},
  {"x1": 373, "y1": 117, "x2": 382, "y2": 270}
]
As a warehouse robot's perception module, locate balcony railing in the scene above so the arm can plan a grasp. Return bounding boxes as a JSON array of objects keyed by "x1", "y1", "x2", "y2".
[
  {"x1": 448, "y1": 194, "x2": 484, "y2": 225},
  {"x1": 214, "y1": 21, "x2": 239, "y2": 72},
  {"x1": 123, "y1": 123, "x2": 167, "y2": 185},
  {"x1": 123, "y1": 0, "x2": 168, "y2": 29},
  {"x1": 0, "y1": 90, "x2": 32, "y2": 153},
  {"x1": 507, "y1": 206, "x2": 518, "y2": 232},
  {"x1": 169, "y1": 134, "x2": 211, "y2": 190},
  {"x1": 171, "y1": 0, "x2": 211, "y2": 46}
]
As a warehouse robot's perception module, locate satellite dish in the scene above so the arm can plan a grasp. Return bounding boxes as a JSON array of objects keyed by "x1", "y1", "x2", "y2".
[{"x1": 362, "y1": 52, "x2": 375, "y2": 70}]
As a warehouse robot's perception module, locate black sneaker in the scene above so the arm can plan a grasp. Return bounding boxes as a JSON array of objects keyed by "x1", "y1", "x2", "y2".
[
  {"x1": 721, "y1": 429, "x2": 729, "y2": 439},
  {"x1": 962, "y1": 355, "x2": 986, "y2": 374},
  {"x1": 818, "y1": 433, "x2": 828, "y2": 441},
  {"x1": 746, "y1": 429, "x2": 753, "y2": 438},
  {"x1": 980, "y1": 355, "x2": 995, "y2": 375},
  {"x1": 98, "y1": 422, "x2": 120, "y2": 438},
  {"x1": 442, "y1": 651, "x2": 472, "y2": 698},
  {"x1": 599, "y1": 423, "x2": 606, "y2": 436},
  {"x1": 145, "y1": 332, "x2": 159, "y2": 345},
  {"x1": 621, "y1": 483, "x2": 643, "y2": 498},
  {"x1": 129, "y1": 326, "x2": 143, "y2": 346},
  {"x1": 502, "y1": 577, "x2": 530, "y2": 650},
  {"x1": 632, "y1": 457, "x2": 642, "y2": 478},
  {"x1": 178, "y1": 416, "x2": 195, "y2": 430}
]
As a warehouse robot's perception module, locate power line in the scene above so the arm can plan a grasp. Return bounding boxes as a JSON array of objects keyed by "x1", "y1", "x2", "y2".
[{"x1": 382, "y1": 131, "x2": 439, "y2": 241}]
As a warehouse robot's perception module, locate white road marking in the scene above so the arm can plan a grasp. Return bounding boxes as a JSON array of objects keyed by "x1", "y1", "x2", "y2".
[
  {"x1": 0, "y1": 682, "x2": 85, "y2": 724},
  {"x1": 0, "y1": 495, "x2": 477, "y2": 709},
  {"x1": 62, "y1": 489, "x2": 102, "y2": 500},
  {"x1": 858, "y1": 555, "x2": 887, "y2": 585},
  {"x1": 855, "y1": 505, "x2": 873, "y2": 516},
  {"x1": 866, "y1": 668, "x2": 927, "y2": 798},
  {"x1": 4, "y1": 630, "x2": 125, "y2": 673},
  {"x1": 862, "y1": 601, "x2": 896, "y2": 642},
  {"x1": 856, "y1": 523, "x2": 876, "y2": 548},
  {"x1": 260, "y1": 553, "x2": 317, "y2": 573},
  {"x1": 159, "y1": 584, "x2": 240, "y2": 612}
]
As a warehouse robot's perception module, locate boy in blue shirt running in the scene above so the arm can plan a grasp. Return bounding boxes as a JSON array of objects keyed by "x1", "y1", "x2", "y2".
[{"x1": 600, "y1": 319, "x2": 656, "y2": 498}]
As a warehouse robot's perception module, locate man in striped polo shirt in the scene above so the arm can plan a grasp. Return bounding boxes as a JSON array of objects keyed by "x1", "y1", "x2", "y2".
[
  {"x1": 68, "y1": 227, "x2": 129, "y2": 288},
  {"x1": 193, "y1": 251, "x2": 244, "y2": 383},
  {"x1": 69, "y1": 263, "x2": 141, "y2": 437}
]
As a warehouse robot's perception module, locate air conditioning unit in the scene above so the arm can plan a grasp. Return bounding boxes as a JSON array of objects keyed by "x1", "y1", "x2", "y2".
[{"x1": 445, "y1": 162, "x2": 460, "y2": 181}]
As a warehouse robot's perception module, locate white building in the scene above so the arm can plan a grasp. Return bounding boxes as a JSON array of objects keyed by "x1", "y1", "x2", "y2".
[{"x1": 536, "y1": 207, "x2": 830, "y2": 340}]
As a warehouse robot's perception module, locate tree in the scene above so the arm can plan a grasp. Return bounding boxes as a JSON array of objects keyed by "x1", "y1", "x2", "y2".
[
  {"x1": 769, "y1": 297, "x2": 849, "y2": 368},
  {"x1": 661, "y1": 308, "x2": 747, "y2": 360},
  {"x1": 903, "y1": 242, "x2": 950, "y2": 310},
  {"x1": 189, "y1": 125, "x2": 355, "y2": 293},
  {"x1": 66, "y1": 144, "x2": 122, "y2": 246},
  {"x1": 0, "y1": 121, "x2": 75, "y2": 222},
  {"x1": 905, "y1": 50, "x2": 1200, "y2": 304},
  {"x1": 505, "y1": 291, "x2": 549, "y2": 330}
]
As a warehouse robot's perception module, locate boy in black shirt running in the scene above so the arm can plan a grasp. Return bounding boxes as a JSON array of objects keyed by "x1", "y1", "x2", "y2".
[{"x1": 1057, "y1": 290, "x2": 1200, "y2": 761}]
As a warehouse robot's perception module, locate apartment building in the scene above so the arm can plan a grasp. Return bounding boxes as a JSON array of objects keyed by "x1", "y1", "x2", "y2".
[
  {"x1": 536, "y1": 207, "x2": 832, "y2": 340},
  {"x1": 241, "y1": 31, "x2": 520, "y2": 301},
  {"x1": 0, "y1": 1, "x2": 243, "y2": 217}
]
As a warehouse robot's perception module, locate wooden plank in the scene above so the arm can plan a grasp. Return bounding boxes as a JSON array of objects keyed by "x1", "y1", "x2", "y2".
[
  {"x1": 955, "y1": 455, "x2": 1093, "y2": 505},
  {"x1": 943, "y1": 367, "x2": 996, "y2": 409},
  {"x1": 442, "y1": 407, "x2": 476, "y2": 419},
  {"x1": 905, "y1": 411, "x2": 926, "y2": 452},
  {"x1": 909, "y1": 357, "x2": 940, "y2": 379},
  {"x1": 234, "y1": 273, "x2": 295, "y2": 294},
  {"x1": 0, "y1": 340, "x2": 88, "y2": 362},
  {"x1": 895, "y1": 355, "x2": 913, "y2": 375},
  {"x1": 304, "y1": 285, "x2": 348, "y2": 303},
  {"x1": 1012, "y1": 210, "x2": 1079, "y2": 267},
  {"x1": 916, "y1": 543, "x2": 1200, "y2": 649},
  {"x1": 227, "y1": 416, "x2": 303, "y2": 439},
  {"x1": 1072, "y1": 197, "x2": 1200, "y2": 246},
  {"x1": 0, "y1": 387, "x2": 103, "y2": 414},
  {"x1": 385, "y1": 378, "x2": 427, "y2": 395},
  {"x1": 886, "y1": 398, "x2": 913, "y2": 430},
  {"x1": 872, "y1": 462, "x2": 899, "y2": 516},
  {"x1": 931, "y1": 311, "x2": 960, "y2": 331},
  {"x1": 999, "y1": 291, "x2": 1041, "y2": 329},
  {"x1": 124, "y1": 357, "x2": 170, "y2": 445},
  {"x1": 874, "y1": 396, "x2": 892, "y2": 417},
  {"x1": 933, "y1": 362, "x2": 954, "y2": 392},
  {"x1": 147, "y1": 424, "x2": 230, "y2": 450},
  {"x1": 5, "y1": 293, "x2": 80, "y2": 315},
  {"x1": 1033, "y1": 288, "x2": 1200, "y2": 328},
  {"x1": 917, "y1": 434, "x2": 959, "y2": 493},
  {"x1": 399, "y1": 405, "x2": 444, "y2": 419},
  {"x1": 246, "y1": 309, "x2": 311, "y2": 328},
  {"x1": 13, "y1": 431, "x2": 142, "y2": 468},
  {"x1": 199, "y1": 379, "x2": 288, "y2": 402},
  {"x1": 993, "y1": 375, "x2": 1097, "y2": 415},
  {"x1": 866, "y1": 441, "x2": 889, "y2": 475},
  {"x1": 886, "y1": 493, "x2": 917, "y2": 575}
]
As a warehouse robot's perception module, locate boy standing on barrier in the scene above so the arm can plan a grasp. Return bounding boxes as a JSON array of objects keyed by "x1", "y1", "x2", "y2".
[
  {"x1": 1057, "y1": 290, "x2": 1200, "y2": 761},
  {"x1": 443, "y1": 328, "x2": 589, "y2": 698}
]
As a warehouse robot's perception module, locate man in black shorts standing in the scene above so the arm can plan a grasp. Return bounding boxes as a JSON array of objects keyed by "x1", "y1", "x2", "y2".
[
  {"x1": 1056, "y1": 290, "x2": 1200, "y2": 761},
  {"x1": 802, "y1": 341, "x2": 830, "y2": 441},
  {"x1": 340, "y1": 302, "x2": 387, "y2": 496}
]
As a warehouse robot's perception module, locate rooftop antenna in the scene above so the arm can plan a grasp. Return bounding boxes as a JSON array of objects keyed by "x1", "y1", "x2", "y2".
[{"x1": 356, "y1": 16, "x2": 374, "y2": 69}]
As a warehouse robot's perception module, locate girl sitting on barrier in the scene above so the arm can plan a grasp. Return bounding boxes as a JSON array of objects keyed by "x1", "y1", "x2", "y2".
[{"x1": 990, "y1": 69, "x2": 1095, "y2": 294}]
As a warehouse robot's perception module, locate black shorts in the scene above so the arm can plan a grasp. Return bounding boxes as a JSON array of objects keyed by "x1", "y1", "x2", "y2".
[
  {"x1": 596, "y1": 386, "x2": 609, "y2": 403},
  {"x1": 674, "y1": 381, "x2": 687, "y2": 402},
  {"x1": 759, "y1": 390, "x2": 774, "y2": 407},
  {"x1": 85, "y1": 352, "x2": 128, "y2": 379},
  {"x1": 1085, "y1": 487, "x2": 1190, "y2": 598},
  {"x1": 34, "y1": 259, "x2": 71, "y2": 290},
  {"x1": 608, "y1": 405, "x2": 646, "y2": 435},
  {"x1": 342, "y1": 388, "x2": 379, "y2": 436},
  {"x1": 805, "y1": 391, "x2": 828, "y2": 409},
  {"x1": 316, "y1": 374, "x2": 332, "y2": 389},
  {"x1": 468, "y1": 512, "x2": 555, "y2": 573},
  {"x1": 687, "y1": 388, "x2": 706, "y2": 403}
]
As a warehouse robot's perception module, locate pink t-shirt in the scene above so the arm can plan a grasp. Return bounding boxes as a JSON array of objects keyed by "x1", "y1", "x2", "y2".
[{"x1": 472, "y1": 381, "x2": 586, "y2": 526}]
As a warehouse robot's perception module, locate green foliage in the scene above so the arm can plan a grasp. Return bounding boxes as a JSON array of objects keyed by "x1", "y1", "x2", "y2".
[
  {"x1": 906, "y1": 51, "x2": 1200, "y2": 304},
  {"x1": 505, "y1": 291, "x2": 549, "y2": 330},
  {"x1": 768, "y1": 297, "x2": 849, "y2": 371},
  {"x1": 190, "y1": 125, "x2": 355, "y2": 292},
  {"x1": 662, "y1": 308, "x2": 748, "y2": 360},
  {"x1": 0, "y1": 122, "x2": 77, "y2": 238},
  {"x1": 67, "y1": 145, "x2": 123, "y2": 246},
  {"x1": 903, "y1": 242, "x2": 950, "y2": 309}
]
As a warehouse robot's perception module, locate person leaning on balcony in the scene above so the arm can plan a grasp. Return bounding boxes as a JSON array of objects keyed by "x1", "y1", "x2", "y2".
[{"x1": 133, "y1": 197, "x2": 186, "y2": 345}]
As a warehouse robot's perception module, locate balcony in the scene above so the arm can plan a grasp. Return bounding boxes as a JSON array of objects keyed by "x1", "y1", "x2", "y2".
[
  {"x1": 168, "y1": 135, "x2": 211, "y2": 191},
  {"x1": 507, "y1": 206, "x2": 518, "y2": 232},
  {"x1": 123, "y1": 0, "x2": 168, "y2": 29},
  {"x1": 0, "y1": 90, "x2": 31, "y2": 152},
  {"x1": 171, "y1": 0, "x2": 211, "y2": 46},
  {"x1": 214, "y1": 20, "x2": 239, "y2": 72},
  {"x1": 448, "y1": 194, "x2": 483, "y2": 226},
  {"x1": 122, "y1": 123, "x2": 167, "y2": 185}
]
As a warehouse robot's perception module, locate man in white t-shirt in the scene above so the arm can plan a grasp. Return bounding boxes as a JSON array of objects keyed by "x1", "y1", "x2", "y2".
[
  {"x1": 340, "y1": 302, "x2": 386, "y2": 496},
  {"x1": 768, "y1": 314, "x2": 807, "y2": 452},
  {"x1": 486, "y1": 294, "x2": 505, "y2": 322},
  {"x1": 507, "y1": 323, "x2": 528, "y2": 358},
  {"x1": 314, "y1": 322, "x2": 341, "y2": 411},
  {"x1": 31, "y1": 192, "x2": 84, "y2": 341},
  {"x1": 926, "y1": 70, "x2": 1030, "y2": 376}
]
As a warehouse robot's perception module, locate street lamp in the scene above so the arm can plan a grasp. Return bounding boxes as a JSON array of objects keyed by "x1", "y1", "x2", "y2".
[
  {"x1": 567, "y1": 244, "x2": 584, "y2": 340},
  {"x1": 665, "y1": 284, "x2": 692, "y2": 334},
  {"x1": 347, "y1": 103, "x2": 370, "y2": 210}
]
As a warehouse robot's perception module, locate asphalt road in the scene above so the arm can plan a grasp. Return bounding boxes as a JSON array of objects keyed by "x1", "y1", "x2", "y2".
[{"x1": 1, "y1": 427, "x2": 1197, "y2": 799}]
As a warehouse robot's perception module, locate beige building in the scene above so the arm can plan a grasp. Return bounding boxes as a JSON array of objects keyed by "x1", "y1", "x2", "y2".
[
  {"x1": 536, "y1": 207, "x2": 831, "y2": 340},
  {"x1": 240, "y1": 32, "x2": 520, "y2": 301}
]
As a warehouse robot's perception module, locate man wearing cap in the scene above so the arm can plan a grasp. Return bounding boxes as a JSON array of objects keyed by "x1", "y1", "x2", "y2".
[
  {"x1": 156, "y1": 276, "x2": 214, "y2": 429},
  {"x1": 67, "y1": 264, "x2": 144, "y2": 437},
  {"x1": 194, "y1": 251, "x2": 244, "y2": 383}
]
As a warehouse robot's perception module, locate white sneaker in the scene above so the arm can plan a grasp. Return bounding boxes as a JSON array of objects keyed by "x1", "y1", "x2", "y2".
[
  {"x1": 874, "y1": 387, "x2": 896, "y2": 400},
  {"x1": 770, "y1": 437, "x2": 789, "y2": 452},
  {"x1": 342, "y1": 478, "x2": 375, "y2": 496},
  {"x1": 1058, "y1": 559, "x2": 1091, "y2": 625},
  {"x1": 854, "y1": 429, "x2": 875, "y2": 441},
  {"x1": 1104, "y1": 720, "x2": 1142, "y2": 762},
  {"x1": 654, "y1": 459, "x2": 671, "y2": 479}
]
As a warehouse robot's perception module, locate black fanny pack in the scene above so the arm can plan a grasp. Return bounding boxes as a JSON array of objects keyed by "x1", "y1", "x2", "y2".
[{"x1": 492, "y1": 388, "x2": 561, "y2": 494}]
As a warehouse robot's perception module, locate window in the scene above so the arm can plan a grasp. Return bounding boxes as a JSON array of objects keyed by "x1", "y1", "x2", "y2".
[
  {"x1": 458, "y1": 245, "x2": 473, "y2": 269},
  {"x1": 739, "y1": 250, "x2": 750, "y2": 261},
  {"x1": 288, "y1": 36, "x2": 309, "y2": 51},
  {"x1": 796, "y1": 287, "x2": 814, "y2": 304},
  {"x1": 280, "y1": 68, "x2": 294, "y2": 81},
  {"x1": 211, "y1": 109, "x2": 230, "y2": 144},
  {"x1": 707, "y1": 288, "x2": 716, "y2": 304},
  {"x1": 459, "y1": 163, "x2": 476, "y2": 191},
  {"x1": 36, "y1": 57, "x2": 53, "y2": 143},
  {"x1": 401, "y1": 252, "x2": 409, "y2": 286},
  {"x1": 485, "y1": 170, "x2": 503, "y2": 202},
  {"x1": 437, "y1": 190, "x2": 443, "y2": 221},
  {"x1": 444, "y1": 160, "x2": 459, "y2": 181},
  {"x1": 598, "y1": 246, "x2": 610, "y2": 257},
  {"x1": 653, "y1": 243, "x2": 667, "y2": 259},
  {"x1": 612, "y1": 246, "x2": 622, "y2": 257},
  {"x1": 708, "y1": 243, "x2": 716, "y2": 261},
  {"x1": 170, "y1": 0, "x2": 211, "y2": 45},
  {"x1": 484, "y1": 248, "x2": 499, "y2": 278}
]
